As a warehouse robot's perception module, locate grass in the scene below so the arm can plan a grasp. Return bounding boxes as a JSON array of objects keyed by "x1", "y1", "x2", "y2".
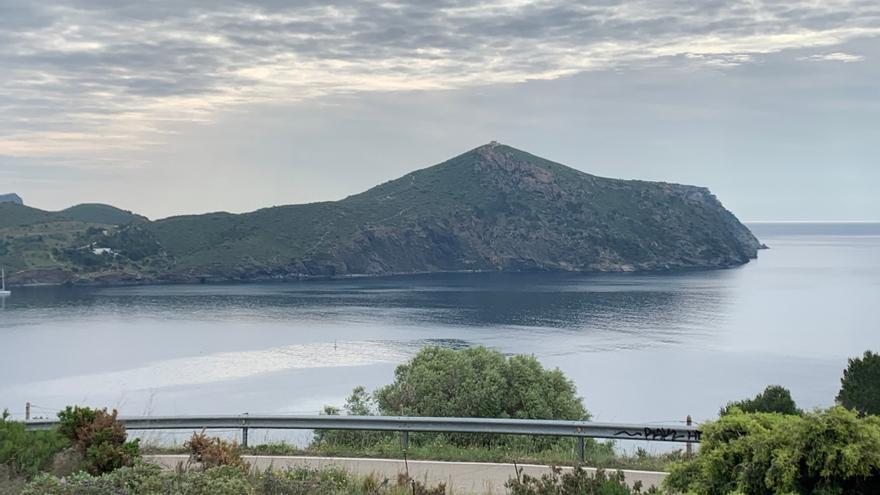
[{"x1": 16, "y1": 463, "x2": 453, "y2": 495}]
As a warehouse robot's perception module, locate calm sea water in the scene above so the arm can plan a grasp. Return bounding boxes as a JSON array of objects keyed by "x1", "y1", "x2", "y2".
[{"x1": 1, "y1": 223, "x2": 878, "y2": 447}]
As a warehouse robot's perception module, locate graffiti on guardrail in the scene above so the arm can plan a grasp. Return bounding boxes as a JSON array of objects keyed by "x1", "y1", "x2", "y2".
[{"x1": 613, "y1": 427, "x2": 701, "y2": 442}]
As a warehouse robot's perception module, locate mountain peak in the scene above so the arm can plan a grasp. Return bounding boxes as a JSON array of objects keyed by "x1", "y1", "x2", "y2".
[
  {"x1": 460, "y1": 142, "x2": 583, "y2": 188},
  {"x1": 463, "y1": 141, "x2": 511, "y2": 163},
  {"x1": 475, "y1": 140, "x2": 502, "y2": 150}
]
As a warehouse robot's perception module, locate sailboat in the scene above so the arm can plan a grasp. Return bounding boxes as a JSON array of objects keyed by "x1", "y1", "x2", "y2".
[{"x1": 0, "y1": 267, "x2": 10, "y2": 296}]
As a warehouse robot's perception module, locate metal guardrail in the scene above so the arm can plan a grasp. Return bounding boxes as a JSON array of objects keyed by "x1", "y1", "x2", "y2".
[{"x1": 26, "y1": 415, "x2": 701, "y2": 462}]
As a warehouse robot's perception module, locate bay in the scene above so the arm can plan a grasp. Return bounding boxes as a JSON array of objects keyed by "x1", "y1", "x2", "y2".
[{"x1": 1, "y1": 222, "x2": 878, "y2": 448}]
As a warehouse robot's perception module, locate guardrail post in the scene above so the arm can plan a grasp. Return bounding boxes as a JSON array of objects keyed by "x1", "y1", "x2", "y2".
[
  {"x1": 401, "y1": 431, "x2": 409, "y2": 451},
  {"x1": 685, "y1": 415, "x2": 693, "y2": 458},
  {"x1": 240, "y1": 413, "x2": 249, "y2": 449},
  {"x1": 577, "y1": 436, "x2": 585, "y2": 464}
]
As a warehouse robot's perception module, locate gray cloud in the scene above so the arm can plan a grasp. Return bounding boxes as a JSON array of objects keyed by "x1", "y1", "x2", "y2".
[{"x1": 0, "y1": 0, "x2": 878, "y2": 170}]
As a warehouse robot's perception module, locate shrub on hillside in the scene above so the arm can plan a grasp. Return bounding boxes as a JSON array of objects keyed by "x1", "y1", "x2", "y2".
[
  {"x1": 0, "y1": 410, "x2": 69, "y2": 479},
  {"x1": 56, "y1": 406, "x2": 139, "y2": 475},
  {"x1": 665, "y1": 407, "x2": 880, "y2": 494},
  {"x1": 838, "y1": 350, "x2": 880, "y2": 416},
  {"x1": 720, "y1": 385, "x2": 801, "y2": 416},
  {"x1": 185, "y1": 430, "x2": 248, "y2": 471}
]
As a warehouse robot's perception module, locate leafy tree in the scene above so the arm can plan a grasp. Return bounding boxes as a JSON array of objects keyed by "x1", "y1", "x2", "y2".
[
  {"x1": 316, "y1": 347, "x2": 589, "y2": 450},
  {"x1": 720, "y1": 385, "x2": 801, "y2": 416},
  {"x1": 838, "y1": 351, "x2": 880, "y2": 416},
  {"x1": 375, "y1": 346, "x2": 587, "y2": 421}
]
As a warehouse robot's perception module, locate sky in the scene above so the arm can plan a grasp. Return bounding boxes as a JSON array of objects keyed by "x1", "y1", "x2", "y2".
[{"x1": 0, "y1": 0, "x2": 878, "y2": 221}]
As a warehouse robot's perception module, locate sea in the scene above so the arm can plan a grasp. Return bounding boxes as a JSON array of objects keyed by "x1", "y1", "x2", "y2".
[{"x1": 1, "y1": 222, "x2": 878, "y2": 449}]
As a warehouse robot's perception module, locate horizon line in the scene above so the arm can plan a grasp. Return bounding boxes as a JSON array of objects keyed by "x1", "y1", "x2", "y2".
[{"x1": 744, "y1": 220, "x2": 880, "y2": 224}]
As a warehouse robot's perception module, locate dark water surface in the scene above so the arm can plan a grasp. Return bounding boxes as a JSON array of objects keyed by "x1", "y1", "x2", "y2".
[{"x1": 1, "y1": 223, "x2": 878, "y2": 447}]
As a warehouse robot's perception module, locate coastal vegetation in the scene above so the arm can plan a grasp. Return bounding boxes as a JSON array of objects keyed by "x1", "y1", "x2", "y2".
[
  {"x1": 664, "y1": 407, "x2": 880, "y2": 494},
  {"x1": 507, "y1": 467, "x2": 658, "y2": 495},
  {"x1": 19, "y1": 456, "x2": 452, "y2": 495},
  {"x1": 4, "y1": 349, "x2": 880, "y2": 494}
]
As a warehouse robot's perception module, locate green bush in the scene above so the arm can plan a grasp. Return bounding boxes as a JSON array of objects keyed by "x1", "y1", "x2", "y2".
[
  {"x1": 506, "y1": 466, "x2": 658, "y2": 494},
  {"x1": 0, "y1": 411, "x2": 69, "y2": 479},
  {"x1": 665, "y1": 407, "x2": 880, "y2": 494},
  {"x1": 720, "y1": 385, "x2": 801, "y2": 416},
  {"x1": 314, "y1": 386, "x2": 388, "y2": 448},
  {"x1": 57, "y1": 406, "x2": 140, "y2": 475},
  {"x1": 838, "y1": 350, "x2": 880, "y2": 416}
]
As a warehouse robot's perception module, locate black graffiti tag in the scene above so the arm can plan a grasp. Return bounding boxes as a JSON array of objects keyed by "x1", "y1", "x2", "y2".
[{"x1": 612, "y1": 428, "x2": 701, "y2": 442}]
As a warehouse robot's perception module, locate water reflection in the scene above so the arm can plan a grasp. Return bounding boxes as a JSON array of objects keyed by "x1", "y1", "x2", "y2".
[{"x1": 0, "y1": 271, "x2": 734, "y2": 350}]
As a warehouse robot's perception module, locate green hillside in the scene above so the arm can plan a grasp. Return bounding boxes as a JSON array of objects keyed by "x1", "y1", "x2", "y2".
[
  {"x1": 0, "y1": 203, "x2": 162, "y2": 285},
  {"x1": 1, "y1": 143, "x2": 762, "y2": 286},
  {"x1": 0, "y1": 203, "x2": 59, "y2": 229},
  {"x1": 61, "y1": 203, "x2": 148, "y2": 225}
]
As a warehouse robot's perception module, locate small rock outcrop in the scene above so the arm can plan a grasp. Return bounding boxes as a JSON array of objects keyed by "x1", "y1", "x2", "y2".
[{"x1": 0, "y1": 193, "x2": 23, "y2": 205}]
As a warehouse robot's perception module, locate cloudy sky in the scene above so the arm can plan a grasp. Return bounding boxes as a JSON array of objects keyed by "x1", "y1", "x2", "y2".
[{"x1": 1, "y1": 0, "x2": 878, "y2": 221}]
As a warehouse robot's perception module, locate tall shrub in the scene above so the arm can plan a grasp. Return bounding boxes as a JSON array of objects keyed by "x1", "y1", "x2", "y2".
[
  {"x1": 838, "y1": 350, "x2": 880, "y2": 416},
  {"x1": 185, "y1": 430, "x2": 248, "y2": 471},
  {"x1": 56, "y1": 406, "x2": 139, "y2": 475}
]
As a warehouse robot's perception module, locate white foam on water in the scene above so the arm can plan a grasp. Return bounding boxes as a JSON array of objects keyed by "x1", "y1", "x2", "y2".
[{"x1": 8, "y1": 340, "x2": 415, "y2": 397}]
